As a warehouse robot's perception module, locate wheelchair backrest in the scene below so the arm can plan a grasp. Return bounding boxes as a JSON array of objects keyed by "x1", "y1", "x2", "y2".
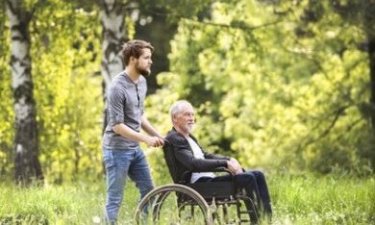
[{"x1": 162, "y1": 141, "x2": 181, "y2": 184}]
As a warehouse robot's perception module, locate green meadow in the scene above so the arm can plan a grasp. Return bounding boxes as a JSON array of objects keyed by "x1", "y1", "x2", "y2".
[{"x1": 1, "y1": 173, "x2": 373, "y2": 225}]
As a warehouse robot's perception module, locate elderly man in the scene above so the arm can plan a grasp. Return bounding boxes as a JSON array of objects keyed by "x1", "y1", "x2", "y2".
[{"x1": 165, "y1": 100, "x2": 272, "y2": 219}]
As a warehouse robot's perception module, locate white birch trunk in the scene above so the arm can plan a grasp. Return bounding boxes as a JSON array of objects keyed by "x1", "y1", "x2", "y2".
[
  {"x1": 6, "y1": 0, "x2": 43, "y2": 184},
  {"x1": 100, "y1": 0, "x2": 127, "y2": 97},
  {"x1": 99, "y1": 0, "x2": 128, "y2": 132}
]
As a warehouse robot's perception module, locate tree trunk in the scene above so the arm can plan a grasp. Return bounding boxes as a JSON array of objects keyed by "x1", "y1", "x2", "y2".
[
  {"x1": 364, "y1": 1, "x2": 375, "y2": 129},
  {"x1": 369, "y1": 37, "x2": 375, "y2": 129},
  {"x1": 99, "y1": 0, "x2": 127, "y2": 132},
  {"x1": 6, "y1": 0, "x2": 43, "y2": 185}
]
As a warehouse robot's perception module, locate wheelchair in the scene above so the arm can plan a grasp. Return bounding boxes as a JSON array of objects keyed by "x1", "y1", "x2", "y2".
[{"x1": 134, "y1": 142, "x2": 259, "y2": 225}]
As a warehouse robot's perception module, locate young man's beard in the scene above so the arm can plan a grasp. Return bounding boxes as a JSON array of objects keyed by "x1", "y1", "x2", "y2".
[
  {"x1": 136, "y1": 64, "x2": 151, "y2": 76},
  {"x1": 139, "y1": 69, "x2": 150, "y2": 76}
]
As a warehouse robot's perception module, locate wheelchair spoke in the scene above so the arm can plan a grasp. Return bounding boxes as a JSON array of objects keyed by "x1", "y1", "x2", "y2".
[{"x1": 135, "y1": 184, "x2": 213, "y2": 225}]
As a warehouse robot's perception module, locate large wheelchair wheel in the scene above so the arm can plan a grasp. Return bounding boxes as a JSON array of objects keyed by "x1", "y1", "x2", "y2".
[{"x1": 135, "y1": 184, "x2": 213, "y2": 225}]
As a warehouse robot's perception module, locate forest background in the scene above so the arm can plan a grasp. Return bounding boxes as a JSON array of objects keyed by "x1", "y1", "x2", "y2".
[{"x1": 0, "y1": 0, "x2": 374, "y2": 224}]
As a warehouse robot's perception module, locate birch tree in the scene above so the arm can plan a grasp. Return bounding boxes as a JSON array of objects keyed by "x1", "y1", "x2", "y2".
[
  {"x1": 5, "y1": 0, "x2": 43, "y2": 184},
  {"x1": 98, "y1": 0, "x2": 128, "y2": 132}
]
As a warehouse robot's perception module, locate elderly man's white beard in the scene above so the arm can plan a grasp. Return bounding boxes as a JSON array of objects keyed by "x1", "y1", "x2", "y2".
[{"x1": 186, "y1": 124, "x2": 195, "y2": 133}]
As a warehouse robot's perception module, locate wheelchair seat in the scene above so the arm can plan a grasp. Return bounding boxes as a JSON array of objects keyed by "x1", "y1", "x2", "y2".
[{"x1": 187, "y1": 181, "x2": 237, "y2": 201}]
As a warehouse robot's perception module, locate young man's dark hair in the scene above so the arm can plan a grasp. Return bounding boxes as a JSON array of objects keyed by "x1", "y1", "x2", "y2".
[{"x1": 122, "y1": 40, "x2": 154, "y2": 66}]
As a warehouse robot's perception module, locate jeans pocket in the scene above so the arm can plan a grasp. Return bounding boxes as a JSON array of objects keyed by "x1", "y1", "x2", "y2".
[{"x1": 103, "y1": 151, "x2": 115, "y2": 169}]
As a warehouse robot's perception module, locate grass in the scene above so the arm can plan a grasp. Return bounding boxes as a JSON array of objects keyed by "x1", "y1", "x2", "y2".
[
  {"x1": 0, "y1": 180, "x2": 107, "y2": 225},
  {"x1": 270, "y1": 173, "x2": 375, "y2": 225},
  {"x1": 0, "y1": 173, "x2": 374, "y2": 225}
]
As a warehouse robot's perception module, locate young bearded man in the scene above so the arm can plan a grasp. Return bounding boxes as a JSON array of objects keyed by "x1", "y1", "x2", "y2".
[{"x1": 102, "y1": 40, "x2": 164, "y2": 224}]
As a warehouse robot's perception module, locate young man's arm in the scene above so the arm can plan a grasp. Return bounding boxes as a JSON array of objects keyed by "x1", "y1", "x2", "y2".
[
  {"x1": 141, "y1": 115, "x2": 162, "y2": 137},
  {"x1": 113, "y1": 123, "x2": 162, "y2": 147},
  {"x1": 108, "y1": 82, "x2": 162, "y2": 147},
  {"x1": 140, "y1": 115, "x2": 164, "y2": 146}
]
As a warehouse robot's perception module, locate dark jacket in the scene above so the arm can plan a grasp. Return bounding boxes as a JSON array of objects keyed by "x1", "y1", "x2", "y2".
[{"x1": 164, "y1": 128, "x2": 229, "y2": 183}]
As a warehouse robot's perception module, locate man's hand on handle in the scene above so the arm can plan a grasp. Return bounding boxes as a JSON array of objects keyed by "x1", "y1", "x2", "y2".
[{"x1": 145, "y1": 136, "x2": 164, "y2": 147}]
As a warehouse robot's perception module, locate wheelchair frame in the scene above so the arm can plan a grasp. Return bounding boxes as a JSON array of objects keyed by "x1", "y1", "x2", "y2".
[
  {"x1": 134, "y1": 171, "x2": 259, "y2": 225},
  {"x1": 134, "y1": 141, "x2": 259, "y2": 224}
]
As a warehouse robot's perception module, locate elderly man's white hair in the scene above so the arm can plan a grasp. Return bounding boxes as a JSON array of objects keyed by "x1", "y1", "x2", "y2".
[{"x1": 169, "y1": 100, "x2": 193, "y2": 120}]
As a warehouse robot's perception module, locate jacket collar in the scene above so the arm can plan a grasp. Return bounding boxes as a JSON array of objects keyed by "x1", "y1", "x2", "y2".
[{"x1": 171, "y1": 127, "x2": 198, "y2": 142}]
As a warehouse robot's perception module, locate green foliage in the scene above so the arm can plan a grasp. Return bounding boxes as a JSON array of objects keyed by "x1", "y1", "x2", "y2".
[
  {"x1": 0, "y1": 3, "x2": 14, "y2": 177},
  {"x1": 1, "y1": 0, "x2": 373, "y2": 181},
  {"x1": 30, "y1": 0, "x2": 103, "y2": 183},
  {"x1": 139, "y1": 0, "x2": 214, "y2": 22},
  {"x1": 147, "y1": 0, "x2": 374, "y2": 174},
  {"x1": 1, "y1": 0, "x2": 103, "y2": 182}
]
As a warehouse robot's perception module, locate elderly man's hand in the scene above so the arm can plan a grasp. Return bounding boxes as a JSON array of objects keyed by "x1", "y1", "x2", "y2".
[{"x1": 227, "y1": 158, "x2": 243, "y2": 175}]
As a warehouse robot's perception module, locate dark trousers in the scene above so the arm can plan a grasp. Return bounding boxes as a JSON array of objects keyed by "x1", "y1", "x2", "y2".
[{"x1": 196, "y1": 170, "x2": 272, "y2": 217}]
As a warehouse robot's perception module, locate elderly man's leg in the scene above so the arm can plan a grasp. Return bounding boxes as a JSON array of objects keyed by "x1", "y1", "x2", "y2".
[
  {"x1": 251, "y1": 170, "x2": 272, "y2": 215},
  {"x1": 232, "y1": 173, "x2": 261, "y2": 223}
]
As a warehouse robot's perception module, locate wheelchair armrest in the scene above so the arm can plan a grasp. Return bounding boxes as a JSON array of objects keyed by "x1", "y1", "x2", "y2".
[
  {"x1": 211, "y1": 167, "x2": 233, "y2": 175},
  {"x1": 178, "y1": 167, "x2": 234, "y2": 184}
]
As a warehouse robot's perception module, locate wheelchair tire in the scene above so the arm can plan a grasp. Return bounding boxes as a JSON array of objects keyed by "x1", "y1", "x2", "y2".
[{"x1": 135, "y1": 184, "x2": 213, "y2": 225}]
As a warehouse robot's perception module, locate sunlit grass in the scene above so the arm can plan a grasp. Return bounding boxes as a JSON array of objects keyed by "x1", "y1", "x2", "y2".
[
  {"x1": 0, "y1": 180, "x2": 106, "y2": 224},
  {"x1": 0, "y1": 173, "x2": 373, "y2": 224},
  {"x1": 270, "y1": 173, "x2": 375, "y2": 225}
]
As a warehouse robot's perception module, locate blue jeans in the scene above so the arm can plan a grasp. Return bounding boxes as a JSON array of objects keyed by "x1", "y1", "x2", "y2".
[{"x1": 103, "y1": 148, "x2": 154, "y2": 223}]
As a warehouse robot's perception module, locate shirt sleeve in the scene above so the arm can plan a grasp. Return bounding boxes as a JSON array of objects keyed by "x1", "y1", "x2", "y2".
[
  {"x1": 169, "y1": 135, "x2": 228, "y2": 172},
  {"x1": 140, "y1": 77, "x2": 147, "y2": 116},
  {"x1": 108, "y1": 84, "x2": 126, "y2": 126}
]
